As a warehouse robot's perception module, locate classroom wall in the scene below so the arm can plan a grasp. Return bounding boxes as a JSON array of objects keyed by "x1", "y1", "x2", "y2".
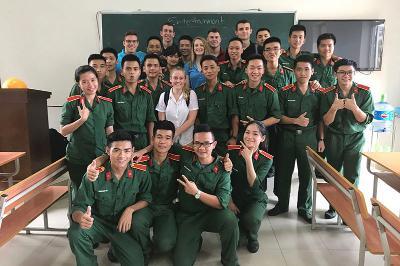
[{"x1": 0, "y1": 0, "x2": 399, "y2": 129}]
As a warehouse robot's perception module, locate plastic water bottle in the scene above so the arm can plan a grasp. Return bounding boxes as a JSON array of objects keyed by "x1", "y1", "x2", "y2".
[{"x1": 371, "y1": 94, "x2": 395, "y2": 133}]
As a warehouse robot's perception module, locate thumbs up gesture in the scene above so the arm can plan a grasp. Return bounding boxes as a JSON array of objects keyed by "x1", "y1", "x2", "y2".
[
  {"x1": 332, "y1": 93, "x2": 345, "y2": 111},
  {"x1": 344, "y1": 93, "x2": 358, "y2": 111},
  {"x1": 86, "y1": 160, "x2": 99, "y2": 182},
  {"x1": 296, "y1": 112, "x2": 309, "y2": 127},
  {"x1": 77, "y1": 100, "x2": 90, "y2": 122},
  {"x1": 79, "y1": 206, "x2": 94, "y2": 229},
  {"x1": 222, "y1": 153, "x2": 233, "y2": 172}
]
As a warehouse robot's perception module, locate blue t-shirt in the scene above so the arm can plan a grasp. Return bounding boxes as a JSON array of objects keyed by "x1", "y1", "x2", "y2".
[
  {"x1": 116, "y1": 49, "x2": 146, "y2": 74},
  {"x1": 184, "y1": 63, "x2": 206, "y2": 90}
]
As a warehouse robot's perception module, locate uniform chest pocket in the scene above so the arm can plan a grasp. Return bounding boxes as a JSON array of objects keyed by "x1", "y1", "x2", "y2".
[
  {"x1": 122, "y1": 186, "x2": 139, "y2": 206},
  {"x1": 237, "y1": 96, "x2": 247, "y2": 107},
  {"x1": 94, "y1": 192, "x2": 114, "y2": 216},
  {"x1": 115, "y1": 102, "x2": 129, "y2": 120},
  {"x1": 198, "y1": 173, "x2": 218, "y2": 193}
]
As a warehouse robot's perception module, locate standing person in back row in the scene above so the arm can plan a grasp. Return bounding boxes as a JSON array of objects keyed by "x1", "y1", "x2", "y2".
[
  {"x1": 320, "y1": 58, "x2": 374, "y2": 219},
  {"x1": 280, "y1": 24, "x2": 311, "y2": 69},
  {"x1": 160, "y1": 22, "x2": 176, "y2": 51},
  {"x1": 116, "y1": 32, "x2": 146, "y2": 73},
  {"x1": 235, "y1": 19, "x2": 258, "y2": 61},
  {"x1": 207, "y1": 28, "x2": 226, "y2": 63}
]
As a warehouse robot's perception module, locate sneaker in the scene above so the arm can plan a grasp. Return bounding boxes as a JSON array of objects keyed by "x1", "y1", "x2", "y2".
[
  {"x1": 247, "y1": 239, "x2": 259, "y2": 253},
  {"x1": 267, "y1": 204, "x2": 288, "y2": 216},
  {"x1": 324, "y1": 209, "x2": 337, "y2": 219},
  {"x1": 107, "y1": 248, "x2": 119, "y2": 263},
  {"x1": 298, "y1": 210, "x2": 312, "y2": 224}
]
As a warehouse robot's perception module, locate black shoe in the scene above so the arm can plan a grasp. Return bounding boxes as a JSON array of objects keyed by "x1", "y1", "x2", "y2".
[
  {"x1": 324, "y1": 209, "x2": 337, "y2": 219},
  {"x1": 298, "y1": 210, "x2": 312, "y2": 224},
  {"x1": 267, "y1": 205, "x2": 288, "y2": 216},
  {"x1": 107, "y1": 248, "x2": 119, "y2": 263},
  {"x1": 247, "y1": 239, "x2": 259, "y2": 253}
]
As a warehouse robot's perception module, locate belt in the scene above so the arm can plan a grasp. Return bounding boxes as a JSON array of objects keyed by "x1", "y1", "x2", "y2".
[{"x1": 281, "y1": 126, "x2": 316, "y2": 135}]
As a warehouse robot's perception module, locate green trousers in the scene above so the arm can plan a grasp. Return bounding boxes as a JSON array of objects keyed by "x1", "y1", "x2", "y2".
[
  {"x1": 173, "y1": 209, "x2": 239, "y2": 266},
  {"x1": 128, "y1": 208, "x2": 152, "y2": 261},
  {"x1": 275, "y1": 129, "x2": 317, "y2": 212},
  {"x1": 325, "y1": 131, "x2": 365, "y2": 185},
  {"x1": 68, "y1": 217, "x2": 144, "y2": 266},
  {"x1": 149, "y1": 205, "x2": 177, "y2": 253},
  {"x1": 235, "y1": 199, "x2": 267, "y2": 242}
]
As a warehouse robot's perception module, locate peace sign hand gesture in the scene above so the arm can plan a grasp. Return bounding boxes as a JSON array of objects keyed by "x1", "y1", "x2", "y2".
[{"x1": 177, "y1": 175, "x2": 198, "y2": 196}]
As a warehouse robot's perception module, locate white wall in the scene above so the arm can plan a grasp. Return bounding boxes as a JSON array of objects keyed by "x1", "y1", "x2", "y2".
[{"x1": 1, "y1": 0, "x2": 399, "y2": 129}]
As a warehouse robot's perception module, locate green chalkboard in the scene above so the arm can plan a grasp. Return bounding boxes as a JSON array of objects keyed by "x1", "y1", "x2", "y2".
[{"x1": 100, "y1": 12, "x2": 296, "y2": 52}]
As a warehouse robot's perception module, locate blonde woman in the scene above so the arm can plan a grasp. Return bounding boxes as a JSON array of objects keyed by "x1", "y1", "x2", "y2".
[
  {"x1": 184, "y1": 36, "x2": 210, "y2": 89},
  {"x1": 156, "y1": 67, "x2": 198, "y2": 145}
]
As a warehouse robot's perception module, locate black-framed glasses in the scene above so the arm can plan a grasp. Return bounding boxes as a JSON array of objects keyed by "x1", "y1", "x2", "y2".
[
  {"x1": 193, "y1": 141, "x2": 215, "y2": 148},
  {"x1": 336, "y1": 71, "x2": 355, "y2": 76}
]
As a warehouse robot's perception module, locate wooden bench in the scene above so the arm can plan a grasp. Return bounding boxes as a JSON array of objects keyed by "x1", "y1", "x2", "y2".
[
  {"x1": 0, "y1": 157, "x2": 69, "y2": 247},
  {"x1": 306, "y1": 146, "x2": 400, "y2": 266},
  {"x1": 371, "y1": 198, "x2": 400, "y2": 266}
]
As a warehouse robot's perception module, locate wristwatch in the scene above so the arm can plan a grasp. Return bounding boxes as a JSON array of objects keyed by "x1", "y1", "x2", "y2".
[{"x1": 194, "y1": 190, "x2": 202, "y2": 199}]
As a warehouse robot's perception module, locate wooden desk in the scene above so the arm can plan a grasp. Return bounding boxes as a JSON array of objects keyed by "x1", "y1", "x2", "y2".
[
  {"x1": 0, "y1": 152, "x2": 26, "y2": 187},
  {"x1": 362, "y1": 152, "x2": 400, "y2": 199}
]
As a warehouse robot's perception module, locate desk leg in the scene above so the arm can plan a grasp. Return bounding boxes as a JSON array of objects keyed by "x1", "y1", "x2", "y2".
[
  {"x1": 372, "y1": 175, "x2": 378, "y2": 199},
  {"x1": 0, "y1": 158, "x2": 21, "y2": 188}
]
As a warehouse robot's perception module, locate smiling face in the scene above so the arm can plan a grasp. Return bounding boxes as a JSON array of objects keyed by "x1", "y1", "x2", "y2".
[
  {"x1": 143, "y1": 58, "x2": 161, "y2": 79},
  {"x1": 170, "y1": 69, "x2": 186, "y2": 90},
  {"x1": 294, "y1": 61, "x2": 313, "y2": 85},
  {"x1": 122, "y1": 60, "x2": 141, "y2": 83},
  {"x1": 289, "y1": 30, "x2": 305, "y2": 50},
  {"x1": 263, "y1": 41, "x2": 282, "y2": 62},
  {"x1": 102, "y1": 52, "x2": 117, "y2": 72},
  {"x1": 207, "y1": 32, "x2": 222, "y2": 49},
  {"x1": 335, "y1": 65, "x2": 355, "y2": 88},
  {"x1": 201, "y1": 59, "x2": 220, "y2": 81},
  {"x1": 193, "y1": 132, "x2": 216, "y2": 160},
  {"x1": 235, "y1": 22, "x2": 252, "y2": 41},
  {"x1": 227, "y1": 40, "x2": 243, "y2": 61},
  {"x1": 245, "y1": 59, "x2": 264, "y2": 84},
  {"x1": 147, "y1": 39, "x2": 162, "y2": 55},
  {"x1": 79, "y1": 71, "x2": 98, "y2": 96},
  {"x1": 179, "y1": 40, "x2": 192, "y2": 57},
  {"x1": 193, "y1": 39, "x2": 205, "y2": 56},
  {"x1": 123, "y1": 34, "x2": 139, "y2": 54},
  {"x1": 243, "y1": 123, "x2": 266, "y2": 150},
  {"x1": 256, "y1": 30, "x2": 270, "y2": 46},
  {"x1": 318, "y1": 39, "x2": 335, "y2": 59},
  {"x1": 89, "y1": 59, "x2": 107, "y2": 81},
  {"x1": 153, "y1": 129, "x2": 174, "y2": 154},
  {"x1": 160, "y1": 25, "x2": 175, "y2": 44},
  {"x1": 107, "y1": 140, "x2": 133, "y2": 171}
]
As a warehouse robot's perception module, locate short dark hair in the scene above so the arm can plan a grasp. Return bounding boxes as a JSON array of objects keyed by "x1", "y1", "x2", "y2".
[
  {"x1": 244, "y1": 121, "x2": 267, "y2": 150},
  {"x1": 146, "y1": 36, "x2": 162, "y2": 46},
  {"x1": 333, "y1": 58, "x2": 358, "y2": 72},
  {"x1": 263, "y1": 37, "x2": 281, "y2": 48},
  {"x1": 200, "y1": 55, "x2": 218, "y2": 67},
  {"x1": 124, "y1": 31, "x2": 138, "y2": 40},
  {"x1": 228, "y1": 37, "x2": 243, "y2": 46},
  {"x1": 193, "y1": 124, "x2": 215, "y2": 140},
  {"x1": 256, "y1": 27, "x2": 271, "y2": 35},
  {"x1": 178, "y1": 35, "x2": 193, "y2": 44},
  {"x1": 289, "y1": 24, "x2": 307, "y2": 36},
  {"x1": 107, "y1": 130, "x2": 134, "y2": 148},
  {"x1": 74, "y1": 65, "x2": 98, "y2": 83},
  {"x1": 100, "y1": 47, "x2": 118, "y2": 59},
  {"x1": 247, "y1": 54, "x2": 265, "y2": 64},
  {"x1": 160, "y1": 22, "x2": 174, "y2": 31},
  {"x1": 317, "y1": 33, "x2": 336, "y2": 47},
  {"x1": 87, "y1": 54, "x2": 106, "y2": 64},
  {"x1": 143, "y1": 53, "x2": 161, "y2": 65},
  {"x1": 293, "y1": 55, "x2": 314, "y2": 69},
  {"x1": 235, "y1": 19, "x2": 251, "y2": 30},
  {"x1": 164, "y1": 45, "x2": 181, "y2": 57},
  {"x1": 121, "y1": 54, "x2": 140, "y2": 69},
  {"x1": 153, "y1": 120, "x2": 176, "y2": 137},
  {"x1": 207, "y1": 28, "x2": 220, "y2": 35}
]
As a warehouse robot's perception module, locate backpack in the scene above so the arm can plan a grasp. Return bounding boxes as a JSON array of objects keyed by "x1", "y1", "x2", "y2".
[{"x1": 163, "y1": 88, "x2": 190, "y2": 107}]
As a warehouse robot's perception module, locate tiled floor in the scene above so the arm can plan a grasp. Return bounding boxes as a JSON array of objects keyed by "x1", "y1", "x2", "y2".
[{"x1": 0, "y1": 157, "x2": 399, "y2": 266}]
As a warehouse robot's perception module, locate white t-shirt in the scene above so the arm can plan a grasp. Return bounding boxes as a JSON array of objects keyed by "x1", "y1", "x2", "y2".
[{"x1": 156, "y1": 89, "x2": 199, "y2": 145}]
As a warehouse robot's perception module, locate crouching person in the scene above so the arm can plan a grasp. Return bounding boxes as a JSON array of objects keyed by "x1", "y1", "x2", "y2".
[{"x1": 68, "y1": 130, "x2": 152, "y2": 266}]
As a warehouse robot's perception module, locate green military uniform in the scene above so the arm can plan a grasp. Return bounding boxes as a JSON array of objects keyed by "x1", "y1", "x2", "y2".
[
  {"x1": 275, "y1": 83, "x2": 324, "y2": 213},
  {"x1": 136, "y1": 152, "x2": 180, "y2": 253},
  {"x1": 320, "y1": 83, "x2": 374, "y2": 185},
  {"x1": 228, "y1": 145, "x2": 273, "y2": 243},
  {"x1": 60, "y1": 94, "x2": 114, "y2": 190},
  {"x1": 69, "y1": 79, "x2": 116, "y2": 97},
  {"x1": 311, "y1": 54, "x2": 340, "y2": 88},
  {"x1": 218, "y1": 59, "x2": 247, "y2": 85},
  {"x1": 195, "y1": 81, "x2": 237, "y2": 156},
  {"x1": 233, "y1": 80, "x2": 282, "y2": 141},
  {"x1": 173, "y1": 145, "x2": 239, "y2": 266},
  {"x1": 262, "y1": 64, "x2": 296, "y2": 91},
  {"x1": 279, "y1": 49, "x2": 312, "y2": 69},
  {"x1": 107, "y1": 79, "x2": 156, "y2": 150},
  {"x1": 68, "y1": 161, "x2": 152, "y2": 266},
  {"x1": 143, "y1": 78, "x2": 171, "y2": 119},
  {"x1": 106, "y1": 75, "x2": 123, "y2": 88}
]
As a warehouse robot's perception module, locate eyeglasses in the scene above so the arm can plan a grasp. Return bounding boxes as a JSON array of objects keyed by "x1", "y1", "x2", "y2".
[
  {"x1": 193, "y1": 141, "x2": 215, "y2": 148},
  {"x1": 264, "y1": 47, "x2": 280, "y2": 52},
  {"x1": 337, "y1": 71, "x2": 355, "y2": 76}
]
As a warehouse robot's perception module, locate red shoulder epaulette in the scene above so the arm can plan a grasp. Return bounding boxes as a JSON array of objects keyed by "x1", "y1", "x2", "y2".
[
  {"x1": 282, "y1": 84, "x2": 295, "y2": 91},
  {"x1": 96, "y1": 166, "x2": 105, "y2": 173},
  {"x1": 97, "y1": 96, "x2": 112, "y2": 103},
  {"x1": 167, "y1": 153, "x2": 181, "y2": 161},
  {"x1": 324, "y1": 86, "x2": 336, "y2": 93},
  {"x1": 182, "y1": 145, "x2": 194, "y2": 152},
  {"x1": 227, "y1": 145, "x2": 242, "y2": 150},
  {"x1": 356, "y1": 83, "x2": 370, "y2": 91},
  {"x1": 140, "y1": 85, "x2": 152, "y2": 94},
  {"x1": 136, "y1": 154, "x2": 150, "y2": 163},
  {"x1": 264, "y1": 83, "x2": 276, "y2": 92},
  {"x1": 161, "y1": 79, "x2": 172, "y2": 87},
  {"x1": 282, "y1": 65, "x2": 293, "y2": 72},
  {"x1": 131, "y1": 163, "x2": 147, "y2": 171},
  {"x1": 67, "y1": 95, "x2": 81, "y2": 102},
  {"x1": 138, "y1": 79, "x2": 146, "y2": 84},
  {"x1": 108, "y1": 85, "x2": 122, "y2": 93},
  {"x1": 259, "y1": 150, "x2": 273, "y2": 160},
  {"x1": 218, "y1": 60, "x2": 229, "y2": 65}
]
